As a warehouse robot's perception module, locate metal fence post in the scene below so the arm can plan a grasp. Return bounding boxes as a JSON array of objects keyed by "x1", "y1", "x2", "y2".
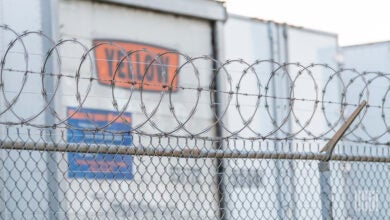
[
  {"x1": 212, "y1": 20, "x2": 227, "y2": 220},
  {"x1": 319, "y1": 101, "x2": 366, "y2": 220},
  {"x1": 319, "y1": 161, "x2": 333, "y2": 220}
]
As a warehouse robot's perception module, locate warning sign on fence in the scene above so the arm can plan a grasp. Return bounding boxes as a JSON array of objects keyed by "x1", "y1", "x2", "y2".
[{"x1": 66, "y1": 107, "x2": 133, "y2": 179}]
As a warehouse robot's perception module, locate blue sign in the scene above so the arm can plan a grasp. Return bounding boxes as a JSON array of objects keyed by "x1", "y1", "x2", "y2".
[{"x1": 67, "y1": 107, "x2": 133, "y2": 180}]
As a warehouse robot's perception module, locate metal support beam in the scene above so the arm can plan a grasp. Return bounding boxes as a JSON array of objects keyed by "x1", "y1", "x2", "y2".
[
  {"x1": 212, "y1": 20, "x2": 227, "y2": 220},
  {"x1": 320, "y1": 101, "x2": 367, "y2": 157},
  {"x1": 319, "y1": 100, "x2": 366, "y2": 220}
]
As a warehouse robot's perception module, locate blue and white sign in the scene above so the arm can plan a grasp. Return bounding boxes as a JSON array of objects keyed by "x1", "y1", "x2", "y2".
[{"x1": 67, "y1": 107, "x2": 133, "y2": 179}]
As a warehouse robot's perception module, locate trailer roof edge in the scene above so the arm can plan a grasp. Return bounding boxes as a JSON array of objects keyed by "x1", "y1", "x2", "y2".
[
  {"x1": 228, "y1": 13, "x2": 338, "y2": 38},
  {"x1": 342, "y1": 40, "x2": 390, "y2": 48},
  {"x1": 93, "y1": 0, "x2": 227, "y2": 21}
]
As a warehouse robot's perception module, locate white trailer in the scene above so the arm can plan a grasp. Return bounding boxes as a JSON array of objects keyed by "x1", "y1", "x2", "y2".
[
  {"x1": 342, "y1": 41, "x2": 390, "y2": 72},
  {"x1": 0, "y1": 0, "x2": 226, "y2": 219},
  {"x1": 0, "y1": 0, "x2": 52, "y2": 219},
  {"x1": 55, "y1": 1, "x2": 225, "y2": 219},
  {"x1": 222, "y1": 14, "x2": 342, "y2": 219},
  {"x1": 341, "y1": 42, "x2": 390, "y2": 145},
  {"x1": 340, "y1": 42, "x2": 390, "y2": 219}
]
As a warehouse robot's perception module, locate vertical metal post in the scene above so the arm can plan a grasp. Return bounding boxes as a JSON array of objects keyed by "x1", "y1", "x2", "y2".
[
  {"x1": 319, "y1": 101, "x2": 366, "y2": 220},
  {"x1": 319, "y1": 161, "x2": 333, "y2": 220},
  {"x1": 342, "y1": 162, "x2": 354, "y2": 218},
  {"x1": 212, "y1": 20, "x2": 227, "y2": 220},
  {"x1": 41, "y1": 0, "x2": 59, "y2": 219}
]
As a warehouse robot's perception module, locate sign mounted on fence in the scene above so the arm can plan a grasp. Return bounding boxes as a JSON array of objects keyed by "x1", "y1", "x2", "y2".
[
  {"x1": 93, "y1": 40, "x2": 179, "y2": 92},
  {"x1": 66, "y1": 107, "x2": 133, "y2": 179}
]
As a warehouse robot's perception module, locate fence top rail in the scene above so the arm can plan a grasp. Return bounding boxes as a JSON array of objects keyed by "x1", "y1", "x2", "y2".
[{"x1": 1, "y1": 140, "x2": 389, "y2": 163}]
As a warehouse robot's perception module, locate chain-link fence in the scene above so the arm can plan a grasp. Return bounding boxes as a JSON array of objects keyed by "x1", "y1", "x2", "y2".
[
  {"x1": 1, "y1": 24, "x2": 390, "y2": 219},
  {"x1": 1, "y1": 130, "x2": 390, "y2": 219}
]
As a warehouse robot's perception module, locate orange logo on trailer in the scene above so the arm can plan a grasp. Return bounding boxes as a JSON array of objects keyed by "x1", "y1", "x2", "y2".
[{"x1": 93, "y1": 40, "x2": 179, "y2": 91}]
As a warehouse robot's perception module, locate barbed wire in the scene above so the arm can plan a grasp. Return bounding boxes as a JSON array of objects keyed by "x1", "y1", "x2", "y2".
[{"x1": 1, "y1": 24, "x2": 390, "y2": 144}]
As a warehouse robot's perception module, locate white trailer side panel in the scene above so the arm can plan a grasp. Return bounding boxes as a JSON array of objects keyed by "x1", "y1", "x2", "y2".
[
  {"x1": 0, "y1": 1, "x2": 50, "y2": 219},
  {"x1": 341, "y1": 43, "x2": 390, "y2": 218},
  {"x1": 223, "y1": 15, "x2": 340, "y2": 219},
  {"x1": 56, "y1": 1, "x2": 219, "y2": 219}
]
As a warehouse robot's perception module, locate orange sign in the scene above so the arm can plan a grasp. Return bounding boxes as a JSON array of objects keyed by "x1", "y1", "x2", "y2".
[{"x1": 93, "y1": 40, "x2": 179, "y2": 91}]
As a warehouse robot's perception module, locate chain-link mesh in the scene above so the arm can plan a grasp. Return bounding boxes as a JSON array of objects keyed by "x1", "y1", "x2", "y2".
[{"x1": 1, "y1": 128, "x2": 390, "y2": 219}]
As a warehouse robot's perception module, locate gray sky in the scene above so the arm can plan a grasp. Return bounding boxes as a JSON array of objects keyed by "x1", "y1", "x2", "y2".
[{"x1": 226, "y1": 0, "x2": 390, "y2": 46}]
